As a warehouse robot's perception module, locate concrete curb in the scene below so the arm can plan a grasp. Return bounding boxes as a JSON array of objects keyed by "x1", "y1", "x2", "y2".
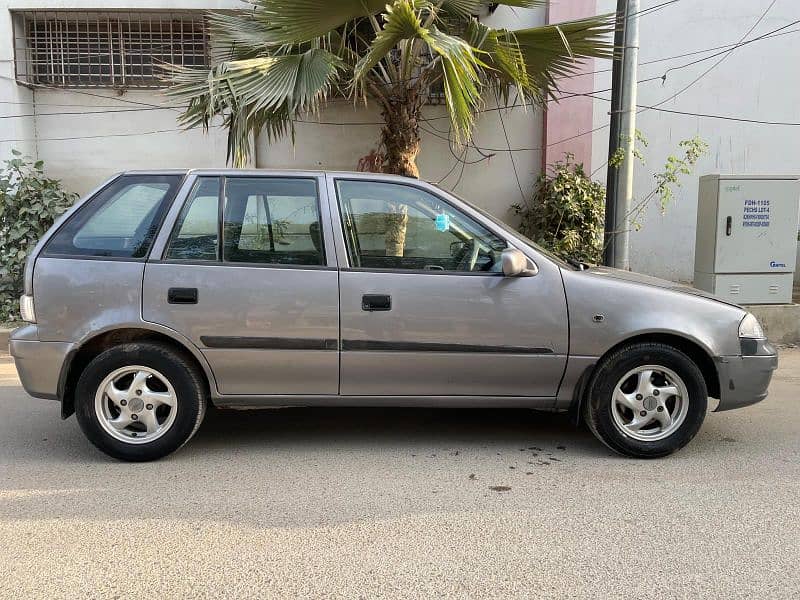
[
  {"x1": 745, "y1": 304, "x2": 800, "y2": 345},
  {"x1": 0, "y1": 328, "x2": 13, "y2": 352}
]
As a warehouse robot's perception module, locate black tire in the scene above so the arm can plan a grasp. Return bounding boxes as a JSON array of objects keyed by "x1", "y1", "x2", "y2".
[
  {"x1": 584, "y1": 342, "x2": 708, "y2": 458},
  {"x1": 75, "y1": 342, "x2": 207, "y2": 461}
]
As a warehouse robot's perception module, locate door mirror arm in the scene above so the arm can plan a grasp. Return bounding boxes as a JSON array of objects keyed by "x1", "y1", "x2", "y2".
[{"x1": 501, "y1": 248, "x2": 538, "y2": 277}]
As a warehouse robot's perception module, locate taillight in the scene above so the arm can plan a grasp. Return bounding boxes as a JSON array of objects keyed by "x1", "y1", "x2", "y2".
[{"x1": 19, "y1": 294, "x2": 36, "y2": 323}]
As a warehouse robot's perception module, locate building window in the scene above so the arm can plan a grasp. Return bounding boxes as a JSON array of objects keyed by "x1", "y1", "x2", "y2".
[{"x1": 13, "y1": 11, "x2": 209, "y2": 89}]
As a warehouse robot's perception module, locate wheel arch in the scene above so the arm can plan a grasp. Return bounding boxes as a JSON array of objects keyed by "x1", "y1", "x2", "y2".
[
  {"x1": 569, "y1": 332, "x2": 721, "y2": 424},
  {"x1": 59, "y1": 326, "x2": 216, "y2": 419}
]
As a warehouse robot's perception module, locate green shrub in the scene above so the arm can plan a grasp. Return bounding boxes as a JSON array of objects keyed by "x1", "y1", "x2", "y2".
[
  {"x1": 513, "y1": 154, "x2": 605, "y2": 264},
  {"x1": 0, "y1": 151, "x2": 77, "y2": 321}
]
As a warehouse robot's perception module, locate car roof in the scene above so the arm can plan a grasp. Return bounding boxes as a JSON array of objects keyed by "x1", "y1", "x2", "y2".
[{"x1": 120, "y1": 168, "x2": 424, "y2": 184}]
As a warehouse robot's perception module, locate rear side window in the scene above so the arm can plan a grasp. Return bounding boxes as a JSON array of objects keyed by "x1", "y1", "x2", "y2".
[
  {"x1": 44, "y1": 174, "x2": 182, "y2": 258},
  {"x1": 222, "y1": 177, "x2": 324, "y2": 266}
]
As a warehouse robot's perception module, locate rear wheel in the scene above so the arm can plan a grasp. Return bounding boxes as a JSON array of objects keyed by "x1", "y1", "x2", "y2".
[
  {"x1": 584, "y1": 342, "x2": 708, "y2": 458},
  {"x1": 75, "y1": 342, "x2": 207, "y2": 461}
]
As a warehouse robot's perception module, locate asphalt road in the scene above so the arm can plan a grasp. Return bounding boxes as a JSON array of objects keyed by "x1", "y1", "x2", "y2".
[{"x1": 1, "y1": 350, "x2": 798, "y2": 599}]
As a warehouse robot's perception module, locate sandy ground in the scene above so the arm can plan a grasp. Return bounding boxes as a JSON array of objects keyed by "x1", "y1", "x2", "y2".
[{"x1": 0, "y1": 350, "x2": 798, "y2": 599}]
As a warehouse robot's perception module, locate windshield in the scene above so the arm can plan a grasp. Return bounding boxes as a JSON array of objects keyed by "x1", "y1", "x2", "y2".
[{"x1": 437, "y1": 186, "x2": 576, "y2": 270}]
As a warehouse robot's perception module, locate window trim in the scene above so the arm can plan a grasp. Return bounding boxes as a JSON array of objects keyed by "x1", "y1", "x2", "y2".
[
  {"x1": 161, "y1": 174, "x2": 328, "y2": 269},
  {"x1": 41, "y1": 173, "x2": 185, "y2": 262},
  {"x1": 333, "y1": 177, "x2": 510, "y2": 276},
  {"x1": 161, "y1": 175, "x2": 221, "y2": 263}
]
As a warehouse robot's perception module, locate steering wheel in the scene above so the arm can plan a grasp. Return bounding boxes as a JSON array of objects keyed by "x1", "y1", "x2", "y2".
[{"x1": 455, "y1": 238, "x2": 480, "y2": 272}]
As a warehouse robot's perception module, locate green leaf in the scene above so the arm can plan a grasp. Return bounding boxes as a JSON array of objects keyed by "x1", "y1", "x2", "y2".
[
  {"x1": 441, "y1": 1, "x2": 545, "y2": 18},
  {"x1": 165, "y1": 49, "x2": 344, "y2": 166},
  {"x1": 513, "y1": 14, "x2": 615, "y2": 98},
  {"x1": 0, "y1": 153, "x2": 76, "y2": 321},
  {"x1": 424, "y1": 26, "x2": 486, "y2": 143},
  {"x1": 355, "y1": 0, "x2": 428, "y2": 81},
  {"x1": 250, "y1": 0, "x2": 386, "y2": 44}
]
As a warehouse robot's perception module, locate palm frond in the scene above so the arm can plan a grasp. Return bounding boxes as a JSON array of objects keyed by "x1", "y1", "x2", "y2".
[
  {"x1": 354, "y1": 0, "x2": 428, "y2": 81},
  {"x1": 463, "y1": 18, "x2": 535, "y2": 105},
  {"x1": 424, "y1": 26, "x2": 486, "y2": 143},
  {"x1": 206, "y1": 12, "x2": 280, "y2": 60},
  {"x1": 441, "y1": 0, "x2": 545, "y2": 18},
  {"x1": 513, "y1": 14, "x2": 615, "y2": 98},
  {"x1": 163, "y1": 0, "x2": 614, "y2": 169},
  {"x1": 164, "y1": 49, "x2": 344, "y2": 165},
  {"x1": 250, "y1": 0, "x2": 386, "y2": 44}
]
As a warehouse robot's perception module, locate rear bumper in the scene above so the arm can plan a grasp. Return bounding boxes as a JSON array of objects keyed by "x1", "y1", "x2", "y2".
[
  {"x1": 714, "y1": 341, "x2": 778, "y2": 411},
  {"x1": 9, "y1": 326, "x2": 73, "y2": 401}
]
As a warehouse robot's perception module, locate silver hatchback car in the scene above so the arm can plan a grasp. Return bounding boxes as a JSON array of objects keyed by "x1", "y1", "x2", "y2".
[{"x1": 10, "y1": 170, "x2": 777, "y2": 461}]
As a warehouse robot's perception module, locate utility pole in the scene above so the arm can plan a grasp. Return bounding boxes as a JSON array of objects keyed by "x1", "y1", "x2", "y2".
[{"x1": 604, "y1": 0, "x2": 640, "y2": 270}]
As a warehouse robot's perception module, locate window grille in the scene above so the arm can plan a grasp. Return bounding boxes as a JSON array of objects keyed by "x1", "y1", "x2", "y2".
[{"x1": 13, "y1": 11, "x2": 209, "y2": 89}]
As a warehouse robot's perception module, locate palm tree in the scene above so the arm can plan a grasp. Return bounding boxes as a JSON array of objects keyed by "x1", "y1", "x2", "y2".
[{"x1": 165, "y1": 0, "x2": 614, "y2": 177}]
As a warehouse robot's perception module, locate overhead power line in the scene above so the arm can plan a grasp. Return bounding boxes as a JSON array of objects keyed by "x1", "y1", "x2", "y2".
[
  {"x1": 0, "y1": 127, "x2": 219, "y2": 144},
  {"x1": 647, "y1": 0, "x2": 778, "y2": 109},
  {"x1": 3, "y1": 4, "x2": 799, "y2": 145},
  {"x1": 5, "y1": 15, "x2": 797, "y2": 121},
  {"x1": 566, "y1": 23, "x2": 800, "y2": 80}
]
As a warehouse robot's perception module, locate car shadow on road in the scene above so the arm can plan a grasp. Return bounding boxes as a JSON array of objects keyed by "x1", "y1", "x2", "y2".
[
  {"x1": 1, "y1": 398, "x2": 738, "y2": 530},
  {"x1": 191, "y1": 405, "x2": 603, "y2": 455}
]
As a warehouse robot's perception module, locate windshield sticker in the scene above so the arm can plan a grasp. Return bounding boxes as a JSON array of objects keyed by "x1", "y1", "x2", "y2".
[{"x1": 435, "y1": 213, "x2": 451, "y2": 232}]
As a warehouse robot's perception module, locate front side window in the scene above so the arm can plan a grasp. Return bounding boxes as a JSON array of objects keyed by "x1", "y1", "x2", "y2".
[
  {"x1": 44, "y1": 174, "x2": 181, "y2": 258},
  {"x1": 222, "y1": 177, "x2": 324, "y2": 266},
  {"x1": 336, "y1": 180, "x2": 507, "y2": 272}
]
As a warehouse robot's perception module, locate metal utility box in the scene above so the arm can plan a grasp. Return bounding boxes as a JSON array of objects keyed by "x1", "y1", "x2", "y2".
[{"x1": 694, "y1": 175, "x2": 799, "y2": 304}]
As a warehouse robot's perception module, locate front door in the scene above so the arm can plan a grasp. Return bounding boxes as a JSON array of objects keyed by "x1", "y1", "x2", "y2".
[
  {"x1": 143, "y1": 174, "x2": 339, "y2": 396},
  {"x1": 330, "y1": 176, "x2": 569, "y2": 399}
]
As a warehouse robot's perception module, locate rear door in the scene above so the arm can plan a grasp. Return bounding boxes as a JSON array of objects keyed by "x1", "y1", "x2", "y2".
[
  {"x1": 329, "y1": 175, "x2": 569, "y2": 399},
  {"x1": 143, "y1": 173, "x2": 340, "y2": 396}
]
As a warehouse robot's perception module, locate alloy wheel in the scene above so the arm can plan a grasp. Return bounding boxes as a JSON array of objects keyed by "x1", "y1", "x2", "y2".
[
  {"x1": 94, "y1": 365, "x2": 178, "y2": 444},
  {"x1": 610, "y1": 365, "x2": 690, "y2": 442}
]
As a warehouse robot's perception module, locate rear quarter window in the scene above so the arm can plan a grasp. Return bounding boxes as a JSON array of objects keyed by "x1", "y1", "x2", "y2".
[{"x1": 44, "y1": 174, "x2": 182, "y2": 259}]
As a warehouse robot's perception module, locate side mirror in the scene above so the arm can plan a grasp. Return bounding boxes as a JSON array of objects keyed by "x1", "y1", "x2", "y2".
[{"x1": 502, "y1": 248, "x2": 538, "y2": 277}]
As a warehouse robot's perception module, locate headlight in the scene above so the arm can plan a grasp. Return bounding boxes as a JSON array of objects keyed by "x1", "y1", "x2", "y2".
[
  {"x1": 19, "y1": 294, "x2": 36, "y2": 323},
  {"x1": 738, "y1": 313, "x2": 764, "y2": 339}
]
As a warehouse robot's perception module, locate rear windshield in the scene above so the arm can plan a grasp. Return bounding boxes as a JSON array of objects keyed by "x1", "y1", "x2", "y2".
[{"x1": 44, "y1": 174, "x2": 182, "y2": 259}]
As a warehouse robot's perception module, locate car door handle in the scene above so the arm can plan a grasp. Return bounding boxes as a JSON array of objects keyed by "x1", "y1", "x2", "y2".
[
  {"x1": 168, "y1": 287, "x2": 198, "y2": 304},
  {"x1": 362, "y1": 294, "x2": 391, "y2": 311}
]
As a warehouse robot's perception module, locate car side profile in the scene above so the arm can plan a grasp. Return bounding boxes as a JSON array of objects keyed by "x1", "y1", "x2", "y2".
[{"x1": 10, "y1": 169, "x2": 778, "y2": 461}]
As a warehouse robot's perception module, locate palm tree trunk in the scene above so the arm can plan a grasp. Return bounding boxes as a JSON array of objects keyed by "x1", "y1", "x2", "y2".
[
  {"x1": 380, "y1": 93, "x2": 422, "y2": 178},
  {"x1": 379, "y1": 92, "x2": 421, "y2": 256}
]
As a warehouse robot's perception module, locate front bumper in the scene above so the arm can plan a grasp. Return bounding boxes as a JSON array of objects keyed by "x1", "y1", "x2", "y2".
[
  {"x1": 714, "y1": 340, "x2": 778, "y2": 411},
  {"x1": 9, "y1": 325, "x2": 74, "y2": 401}
]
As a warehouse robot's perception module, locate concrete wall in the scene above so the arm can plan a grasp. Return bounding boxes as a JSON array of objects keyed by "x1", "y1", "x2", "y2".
[
  {"x1": 3, "y1": 0, "x2": 247, "y2": 194},
  {"x1": 32, "y1": 89, "x2": 232, "y2": 194},
  {"x1": 541, "y1": 0, "x2": 596, "y2": 170},
  {"x1": 1, "y1": 10, "x2": 36, "y2": 160},
  {"x1": 591, "y1": 0, "x2": 800, "y2": 282},
  {"x1": 2, "y1": 1, "x2": 545, "y2": 221}
]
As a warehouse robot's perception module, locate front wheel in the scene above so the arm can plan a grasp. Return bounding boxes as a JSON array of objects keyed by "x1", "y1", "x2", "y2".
[
  {"x1": 584, "y1": 342, "x2": 708, "y2": 458},
  {"x1": 75, "y1": 342, "x2": 207, "y2": 461}
]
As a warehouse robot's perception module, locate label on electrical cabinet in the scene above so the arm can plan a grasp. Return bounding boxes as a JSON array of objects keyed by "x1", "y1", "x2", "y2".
[{"x1": 742, "y1": 199, "x2": 770, "y2": 228}]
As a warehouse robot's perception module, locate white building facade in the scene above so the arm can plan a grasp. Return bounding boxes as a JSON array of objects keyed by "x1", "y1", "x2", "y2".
[
  {"x1": 590, "y1": 0, "x2": 800, "y2": 283},
  {"x1": 0, "y1": 0, "x2": 553, "y2": 227},
  {"x1": 2, "y1": 0, "x2": 798, "y2": 283}
]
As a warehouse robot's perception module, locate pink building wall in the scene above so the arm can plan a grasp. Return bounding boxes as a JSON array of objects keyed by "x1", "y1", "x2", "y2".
[{"x1": 542, "y1": 0, "x2": 598, "y2": 171}]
